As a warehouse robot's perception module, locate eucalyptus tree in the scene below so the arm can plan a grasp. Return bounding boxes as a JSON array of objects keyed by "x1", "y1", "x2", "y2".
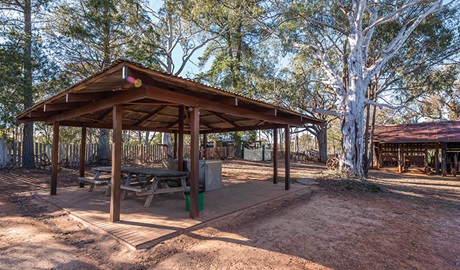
[
  {"x1": 359, "y1": 5, "x2": 460, "y2": 173},
  {"x1": 194, "y1": 0, "x2": 274, "y2": 96},
  {"x1": 270, "y1": 54, "x2": 339, "y2": 162},
  {"x1": 130, "y1": 0, "x2": 226, "y2": 155},
  {"x1": 47, "y1": 0, "x2": 148, "y2": 163},
  {"x1": 269, "y1": 0, "x2": 447, "y2": 178},
  {"x1": 0, "y1": 0, "x2": 60, "y2": 167}
]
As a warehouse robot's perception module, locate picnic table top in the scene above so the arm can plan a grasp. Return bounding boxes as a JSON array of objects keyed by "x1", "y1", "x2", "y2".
[{"x1": 92, "y1": 166, "x2": 189, "y2": 177}]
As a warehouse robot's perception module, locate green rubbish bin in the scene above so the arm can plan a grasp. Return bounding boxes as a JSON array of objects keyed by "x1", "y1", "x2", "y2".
[{"x1": 184, "y1": 187, "x2": 205, "y2": 212}]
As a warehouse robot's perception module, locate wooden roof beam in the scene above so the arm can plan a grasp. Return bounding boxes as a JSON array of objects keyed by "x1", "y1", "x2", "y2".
[
  {"x1": 28, "y1": 111, "x2": 57, "y2": 118},
  {"x1": 45, "y1": 88, "x2": 146, "y2": 124},
  {"x1": 44, "y1": 102, "x2": 88, "y2": 112},
  {"x1": 144, "y1": 85, "x2": 305, "y2": 127},
  {"x1": 201, "y1": 123, "x2": 283, "y2": 134},
  {"x1": 133, "y1": 105, "x2": 166, "y2": 126},
  {"x1": 59, "y1": 120, "x2": 175, "y2": 133},
  {"x1": 212, "y1": 96, "x2": 238, "y2": 106},
  {"x1": 207, "y1": 111, "x2": 242, "y2": 127},
  {"x1": 95, "y1": 108, "x2": 113, "y2": 122},
  {"x1": 66, "y1": 92, "x2": 113, "y2": 102}
]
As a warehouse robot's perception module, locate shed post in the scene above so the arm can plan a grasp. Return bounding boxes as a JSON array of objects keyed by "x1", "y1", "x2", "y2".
[
  {"x1": 79, "y1": 124, "x2": 87, "y2": 187},
  {"x1": 178, "y1": 106, "x2": 184, "y2": 171},
  {"x1": 454, "y1": 154, "x2": 458, "y2": 177},
  {"x1": 273, "y1": 128, "x2": 278, "y2": 184},
  {"x1": 397, "y1": 144, "x2": 402, "y2": 173},
  {"x1": 377, "y1": 144, "x2": 382, "y2": 169},
  {"x1": 435, "y1": 143, "x2": 440, "y2": 174},
  {"x1": 285, "y1": 125, "x2": 290, "y2": 190},
  {"x1": 51, "y1": 121, "x2": 60, "y2": 195},
  {"x1": 203, "y1": 133, "x2": 208, "y2": 160},
  {"x1": 190, "y1": 107, "x2": 200, "y2": 218},
  {"x1": 173, "y1": 131, "x2": 177, "y2": 159},
  {"x1": 424, "y1": 143, "x2": 429, "y2": 173},
  {"x1": 441, "y1": 142, "x2": 447, "y2": 176},
  {"x1": 110, "y1": 105, "x2": 122, "y2": 222},
  {"x1": 402, "y1": 144, "x2": 405, "y2": 172}
]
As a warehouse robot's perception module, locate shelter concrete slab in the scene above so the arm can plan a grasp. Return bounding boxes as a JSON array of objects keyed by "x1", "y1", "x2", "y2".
[{"x1": 35, "y1": 179, "x2": 309, "y2": 249}]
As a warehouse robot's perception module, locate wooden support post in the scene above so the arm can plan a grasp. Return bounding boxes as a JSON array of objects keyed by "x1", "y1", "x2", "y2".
[
  {"x1": 441, "y1": 142, "x2": 447, "y2": 177},
  {"x1": 397, "y1": 144, "x2": 402, "y2": 173},
  {"x1": 173, "y1": 132, "x2": 177, "y2": 159},
  {"x1": 79, "y1": 124, "x2": 87, "y2": 187},
  {"x1": 402, "y1": 144, "x2": 405, "y2": 172},
  {"x1": 424, "y1": 143, "x2": 429, "y2": 173},
  {"x1": 203, "y1": 133, "x2": 208, "y2": 160},
  {"x1": 273, "y1": 128, "x2": 278, "y2": 184},
  {"x1": 285, "y1": 125, "x2": 290, "y2": 190},
  {"x1": 110, "y1": 105, "x2": 122, "y2": 222},
  {"x1": 377, "y1": 144, "x2": 382, "y2": 169},
  {"x1": 190, "y1": 107, "x2": 200, "y2": 218},
  {"x1": 435, "y1": 143, "x2": 440, "y2": 174},
  {"x1": 178, "y1": 106, "x2": 184, "y2": 171},
  {"x1": 454, "y1": 154, "x2": 458, "y2": 177},
  {"x1": 51, "y1": 122, "x2": 60, "y2": 195}
]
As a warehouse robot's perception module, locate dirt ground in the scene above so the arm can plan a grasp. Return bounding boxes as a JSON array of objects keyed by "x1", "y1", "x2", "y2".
[{"x1": 0, "y1": 160, "x2": 459, "y2": 270}]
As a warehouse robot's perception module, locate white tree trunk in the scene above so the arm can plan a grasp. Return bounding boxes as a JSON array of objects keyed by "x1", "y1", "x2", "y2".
[
  {"x1": 340, "y1": 5, "x2": 366, "y2": 178},
  {"x1": 336, "y1": 0, "x2": 441, "y2": 179},
  {"x1": 162, "y1": 133, "x2": 173, "y2": 158}
]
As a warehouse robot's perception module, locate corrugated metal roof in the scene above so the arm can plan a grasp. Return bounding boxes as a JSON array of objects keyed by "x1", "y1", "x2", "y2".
[
  {"x1": 16, "y1": 58, "x2": 324, "y2": 132},
  {"x1": 373, "y1": 121, "x2": 460, "y2": 143}
]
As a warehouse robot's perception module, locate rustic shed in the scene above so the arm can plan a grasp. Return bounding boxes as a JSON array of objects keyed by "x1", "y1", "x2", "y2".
[
  {"x1": 17, "y1": 59, "x2": 324, "y2": 221},
  {"x1": 373, "y1": 121, "x2": 460, "y2": 175}
]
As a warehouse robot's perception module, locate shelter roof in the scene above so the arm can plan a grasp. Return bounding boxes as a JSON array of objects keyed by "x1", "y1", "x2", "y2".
[
  {"x1": 373, "y1": 121, "x2": 460, "y2": 143},
  {"x1": 17, "y1": 59, "x2": 324, "y2": 133}
]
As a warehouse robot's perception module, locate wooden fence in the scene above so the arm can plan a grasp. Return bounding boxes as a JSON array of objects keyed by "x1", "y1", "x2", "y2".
[
  {"x1": 4, "y1": 142, "x2": 169, "y2": 168},
  {"x1": 3, "y1": 142, "x2": 237, "y2": 168}
]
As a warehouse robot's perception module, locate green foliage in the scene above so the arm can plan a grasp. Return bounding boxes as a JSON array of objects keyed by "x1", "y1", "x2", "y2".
[
  {"x1": 47, "y1": 0, "x2": 148, "y2": 77},
  {"x1": 0, "y1": 0, "x2": 64, "y2": 133},
  {"x1": 194, "y1": 0, "x2": 275, "y2": 97}
]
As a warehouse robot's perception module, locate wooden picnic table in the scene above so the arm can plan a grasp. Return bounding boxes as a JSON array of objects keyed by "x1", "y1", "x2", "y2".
[{"x1": 80, "y1": 166, "x2": 189, "y2": 207}]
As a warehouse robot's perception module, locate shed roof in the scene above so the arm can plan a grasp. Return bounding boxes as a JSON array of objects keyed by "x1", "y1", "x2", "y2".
[
  {"x1": 373, "y1": 121, "x2": 460, "y2": 143},
  {"x1": 17, "y1": 59, "x2": 324, "y2": 133}
]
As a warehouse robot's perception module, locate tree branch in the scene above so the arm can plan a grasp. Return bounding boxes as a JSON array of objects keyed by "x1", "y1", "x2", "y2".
[{"x1": 364, "y1": 98, "x2": 404, "y2": 110}]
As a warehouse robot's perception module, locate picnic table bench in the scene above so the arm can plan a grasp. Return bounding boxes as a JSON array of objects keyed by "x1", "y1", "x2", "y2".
[
  {"x1": 78, "y1": 170, "x2": 112, "y2": 191},
  {"x1": 93, "y1": 166, "x2": 189, "y2": 207}
]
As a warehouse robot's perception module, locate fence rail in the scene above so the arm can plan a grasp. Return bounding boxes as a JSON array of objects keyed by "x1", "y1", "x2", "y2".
[
  {"x1": 2, "y1": 142, "x2": 169, "y2": 169},
  {"x1": 1, "y1": 141, "x2": 237, "y2": 169}
]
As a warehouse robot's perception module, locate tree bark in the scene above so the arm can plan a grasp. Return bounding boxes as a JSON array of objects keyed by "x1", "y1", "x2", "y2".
[
  {"x1": 97, "y1": 129, "x2": 110, "y2": 165},
  {"x1": 22, "y1": 0, "x2": 34, "y2": 168},
  {"x1": 340, "y1": 27, "x2": 366, "y2": 178},
  {"x1": 317, "y1": 125, "x2": 328, "y2": 163},
  {"x1": 162, "y1": 133, "x2": 173, "y2": 158}
]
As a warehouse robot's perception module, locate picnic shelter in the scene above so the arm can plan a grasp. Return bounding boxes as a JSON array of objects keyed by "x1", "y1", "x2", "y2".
[{"x1": 17, "y1": 59, "x2": 324, "y2": 221}]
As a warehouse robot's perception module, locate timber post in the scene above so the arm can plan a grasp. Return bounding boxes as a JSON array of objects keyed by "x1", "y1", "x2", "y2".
[
  {"x1": 441, "y1": 142, "x2": 447, "y2": 177},
  {"x1": 79, "y1": 124, "x2": 87, "y2": 187},
  {"x1": 273, "y1": 128, "x2": 278, "y2": 184},
  {"x1": 203, "y1": 133, "x2": 208, "y2": 160},
  {"x1": 110, "y1": 105, "x2": 122, "y2": 222},
  {"x1": 178, "y1": 106, "x2": 184, "y2": 171},
  {"x1": 424, "y1": 143, "x2": 429, "y2": 173},
  {"x1": 51, "y1": 121, "x2": 60, "y2": 195},
  {"x1": 189, "y1": 107, "x2": 200, "y2": 218},
  {"x1": 285, "y1": 125, "x2": 290, "y2": 190},
  {"x1": 454, "y1": 154, "x2": 458, "y2": 177},
  {"x1": 435, "y1": 143, "x2": 440, "y2": 174},
  {"x1": 173, "y1": 132, "x2": 177, "y2": 159}
]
